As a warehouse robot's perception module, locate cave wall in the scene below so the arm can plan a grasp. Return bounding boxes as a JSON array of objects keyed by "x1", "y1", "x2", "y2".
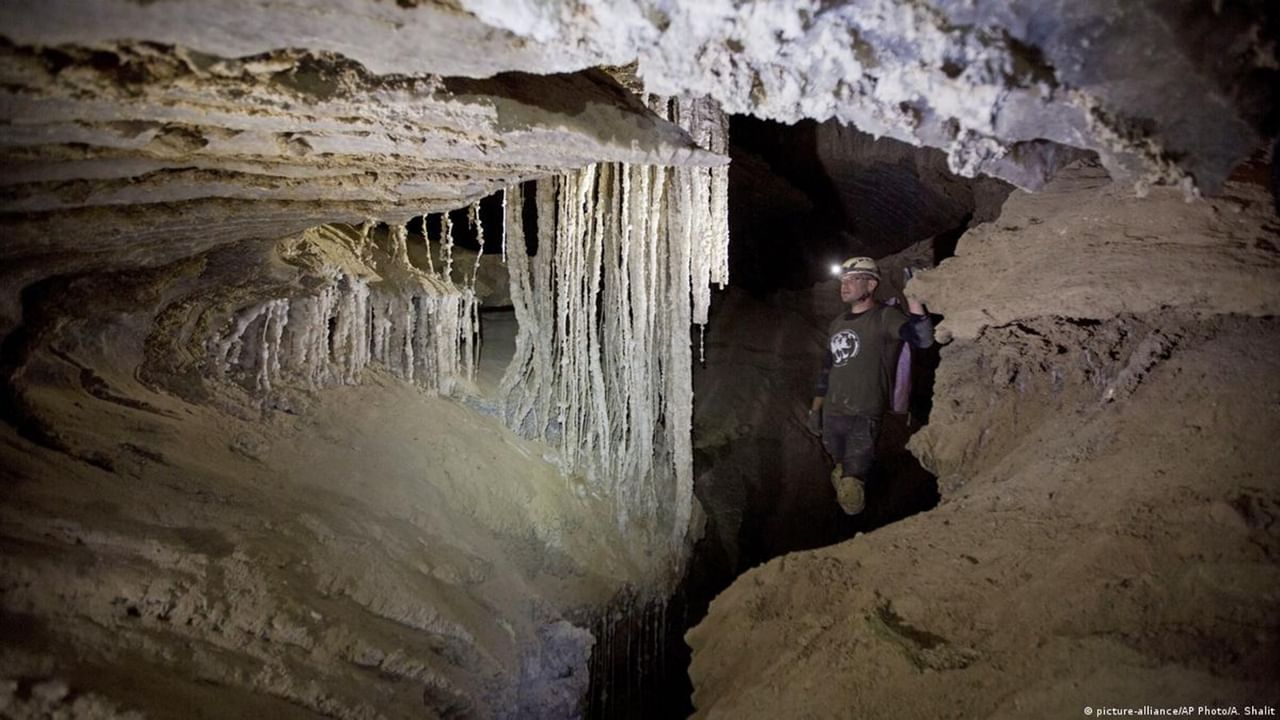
[
  {"x1": 0, "y1": 141, "x2": 735, "y2": 718},
  {"x1": 0, "y1": 223, "x2": 665, "y2": 719},
  {"x1": 726, "y1": 116, "x2": 1012, "y2": 292},
  {"x1": 911, "y1": 161, "x2": 1280, "y2": 344},
  {"x1": 814, "y1": 121, "x2": 1014, "y2": 255},
  {"x1": 0, "y1": 9, "x2": 736, "y2": 709},
  {"x1": 686, "y1": 162, "x2": 1280, "y2": 718}
]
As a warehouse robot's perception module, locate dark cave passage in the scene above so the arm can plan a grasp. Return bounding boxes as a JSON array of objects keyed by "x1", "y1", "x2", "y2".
[
  {"x1": 688, "y1": 115, "x2": 975, "y2": 560},
  {"x1": 582, "y1": 116, "x2": 994, "y2": 718},
  {"x1": 431, "y1": 117, "x2": 973, "y2": 717}
]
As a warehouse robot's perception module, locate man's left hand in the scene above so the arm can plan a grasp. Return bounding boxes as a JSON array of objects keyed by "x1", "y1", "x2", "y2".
[
  {"x1": 904, "y1": 267, "x2": 927, "y2": 315},
  {"x1": 805, "y1": 409, "x2": 823, "y2": 437}
]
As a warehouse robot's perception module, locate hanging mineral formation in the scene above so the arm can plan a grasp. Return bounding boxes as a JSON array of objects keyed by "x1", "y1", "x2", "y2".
[
  {"x1": 213, "y1": 97, "x2": 728, "y2": 561},
  {"x1": 501, "y1": 97, "x2": 729, "y2": 556},
  {"x1": 212, "y1": 224, "x2": 477, "y2": 397}
]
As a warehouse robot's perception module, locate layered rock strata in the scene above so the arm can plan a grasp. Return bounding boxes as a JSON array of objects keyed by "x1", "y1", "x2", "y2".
[
  {"x1": 4, "y1": 0, "x2": 1275, "y2": 200},
  {"x1": 0, "y1": 38, "x2": 722, "y2": 336}
]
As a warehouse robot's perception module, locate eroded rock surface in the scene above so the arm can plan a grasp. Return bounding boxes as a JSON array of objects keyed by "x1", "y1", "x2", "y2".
[
  {"x1": 0, "y1": 225, "x2": 654, "y2": 719},
  {"x1": 463, "y1": 0, "x2": 1277, "y2": 191},
  {"x1": 0, "y1": 39, "x2": 720, "y2": 337},
  {"x1": 686, "y1": 166, "x2": 1280, "y2": 719},
  {"x1": 691, "y1": 317, "x2": 1280, "y2": 719},
  {"x1": 815, "y1": 120, "x2": 1014, "y2": 255},
  {"x1": 914, "y1": 161, "x2": 1280, "y2": 342}
]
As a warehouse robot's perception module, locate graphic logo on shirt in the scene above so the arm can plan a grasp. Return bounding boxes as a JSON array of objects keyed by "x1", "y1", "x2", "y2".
[{"x1": 831, "y1": 329, "x2": 861, "y2": 367}]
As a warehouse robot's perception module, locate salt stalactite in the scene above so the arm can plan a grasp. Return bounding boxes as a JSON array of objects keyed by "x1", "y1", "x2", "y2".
[
  {"x1": 668, "y1": 96, "x2": 731, "y2": 363},
  {"x1": 499, "y1": 189, "x2": 509, "y2": 264},
  {"x1": 468, "y1": 201, "x2": 485, "y2": 288},
  {"x1": 389, "y1": 223, "x2": 412, "y2": 268},
  {"x1": 440, "y1": 211, "x2": 456, "y2": 282},
  {"x1": 502, "y1": 98, "x2": 730, "y2": 557},
  {"x1": 466, "y1": 201, "x2": 485, "y2": 372},
  {"x1": 212, "y1": 225, "x2": 476, "y2": 398},
  {"x1": 500, "y1": 181, "x2": 559, "y2": 441},
  {"x1": 258, "y1": 299, "x2": 289, "y2": 392}
]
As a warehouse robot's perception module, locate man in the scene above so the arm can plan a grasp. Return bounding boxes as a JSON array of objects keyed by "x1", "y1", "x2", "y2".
[{"x1": 806, "y1": 256, "x2": 934, "y2": 515}]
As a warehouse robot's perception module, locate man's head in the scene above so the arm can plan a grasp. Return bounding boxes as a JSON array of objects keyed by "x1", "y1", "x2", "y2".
[{"x1": 834, "y1": 256, "x2": 880, "y2": 305}]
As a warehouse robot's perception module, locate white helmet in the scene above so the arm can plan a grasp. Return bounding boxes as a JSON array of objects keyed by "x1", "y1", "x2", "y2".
[{"x1": 834, "y1": 256, "x2": 880, "y2": 281}]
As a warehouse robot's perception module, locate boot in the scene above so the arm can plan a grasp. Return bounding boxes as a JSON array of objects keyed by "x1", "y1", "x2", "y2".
[{"x1": 833, "y1": 475, "x2": 866, "y2": 515}]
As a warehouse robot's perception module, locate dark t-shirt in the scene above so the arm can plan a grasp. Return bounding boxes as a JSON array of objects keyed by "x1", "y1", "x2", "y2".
[{"x1": 822, "y1": 304, "x2": 909, "y2": 417}]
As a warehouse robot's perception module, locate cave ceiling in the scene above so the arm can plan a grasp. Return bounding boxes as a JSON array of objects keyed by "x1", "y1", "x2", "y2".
[{"x1": 0, "y1": 0, "x2": 1274, "y2": 274}]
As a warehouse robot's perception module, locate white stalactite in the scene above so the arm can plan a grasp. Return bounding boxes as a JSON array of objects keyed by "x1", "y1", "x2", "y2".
[
  {"x1": 212, "y1": 225, "x2": 477, "y2": 398},
  {"x1": 500, "y1": 189, "x2": 509, "y2": 265},
  {"x1": 501, "y1": 95, "x2": 730, "y2": 559},
  {"x1": 215, "y1": 97, "x2": 728, "y2": 565},
  {"x1": 441, "y1": 212, "x2": 456, "y2": 282},
  {"x1": 468, "y1": 201, "x2": 485, "y2": 289}
]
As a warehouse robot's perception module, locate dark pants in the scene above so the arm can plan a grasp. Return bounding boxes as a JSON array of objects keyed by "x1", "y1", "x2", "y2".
[{"x1": 821, "y1": 413, "x2": 881, "y2": 480}]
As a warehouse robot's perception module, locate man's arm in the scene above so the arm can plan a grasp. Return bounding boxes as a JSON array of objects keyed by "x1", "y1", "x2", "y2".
[
  {"x1": 806, "y1": 341, "x2": 833, "y2": 436},
  {"x1": 899, "y1": 310, "x2": 934, "y2": 349},
  {"x1": 899, "y1": 273, "x2": 934, "y2": 348},
  {"x1": 812, "y1": 348, "x2": 833, "y2": 411}
]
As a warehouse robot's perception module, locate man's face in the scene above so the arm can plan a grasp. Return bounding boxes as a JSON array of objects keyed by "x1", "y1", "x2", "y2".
[{"x1": 840, "y1": 273, "x2": 876, "y2": 304}]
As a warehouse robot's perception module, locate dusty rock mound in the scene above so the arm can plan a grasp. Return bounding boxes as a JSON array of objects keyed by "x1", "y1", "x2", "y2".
[
  {"x1": 688, "y1": 314, "x2": 1280, "y2": 720},
  {"x1": 0, "y1": 224, "x2": 653, "y2": 719},
  {"x1": 686, "y1": 167, "x2": 1280, "y2": 718},
  {"x1": 914, "y1": 161, "x2": 1280, "y2": 342}
]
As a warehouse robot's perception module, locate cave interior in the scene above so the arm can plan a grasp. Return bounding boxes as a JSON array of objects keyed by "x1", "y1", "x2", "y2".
[{"x1": 1, "y1": 2, "x2": 1278, "y2": 719}]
